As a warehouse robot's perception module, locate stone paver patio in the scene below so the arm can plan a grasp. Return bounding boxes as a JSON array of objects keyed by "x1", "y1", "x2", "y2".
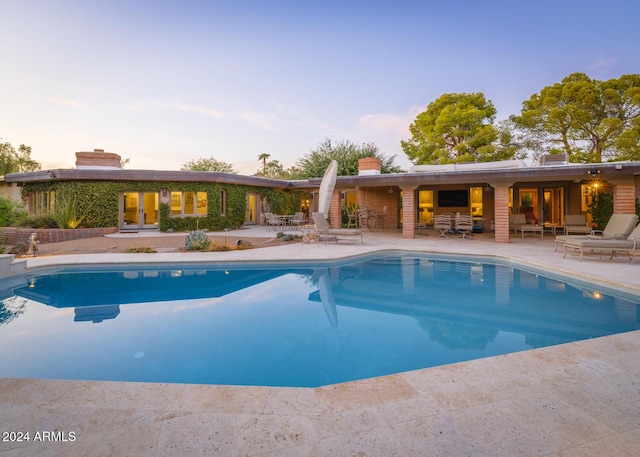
[{"x1": 1, "y1": 227, "x2": 639, "y2": 456}]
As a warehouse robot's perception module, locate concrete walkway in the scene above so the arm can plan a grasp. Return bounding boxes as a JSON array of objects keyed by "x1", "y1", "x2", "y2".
[{"x1": 1, "y1": 227, "x2": 639, "y2": 456}]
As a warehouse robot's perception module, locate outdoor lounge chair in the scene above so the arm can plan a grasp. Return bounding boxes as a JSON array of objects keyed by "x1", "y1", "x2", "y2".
[
  {"x1": 563, "y1": 223, "x2": 640, "y2": 262},
  {"x1": 312, "y1": 212, "x2": 363, "y2": 245},
  {"x1": 554, "y1": 213, "x2": 639, "y2": 251},
  {"x1": 563, "y1": 214, "x2": 592, "y2": 235}
]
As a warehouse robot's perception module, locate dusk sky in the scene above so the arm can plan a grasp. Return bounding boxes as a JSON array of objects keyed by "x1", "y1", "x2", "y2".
[{"x1": 2, "y1": 1, "x2": 639, "y2": 175}]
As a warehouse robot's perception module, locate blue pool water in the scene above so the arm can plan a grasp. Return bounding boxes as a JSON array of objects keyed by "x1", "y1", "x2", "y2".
[{"x1": 0, "y1": 253, "x2": 638, "y2": 387}]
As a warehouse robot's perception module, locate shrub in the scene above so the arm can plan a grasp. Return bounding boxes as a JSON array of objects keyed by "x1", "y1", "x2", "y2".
[
  {"x1": 202, "y1": 242, "x2": 231, "y2": 252},
  {"x1": 124, "y1": 247, "x2": 157, "y2": 253},
  {"x1": 23, "y1": 212, "x2": 56, "y2": 228},
  {"x1": 0, "y1": 197, "x2": 27, "y2": 227},
  {"x1": 185, "y1": 230, "x2": 211, "y2": 251},
  {"x1": 276, "y1": 232, "x2": 298, "y2": 242},
  {"x1": 50, "y1": 195, "x2": 93, "y2": 229},
  {"x1": 588, "y1": 192, "x2": 613, "y2": 230}
]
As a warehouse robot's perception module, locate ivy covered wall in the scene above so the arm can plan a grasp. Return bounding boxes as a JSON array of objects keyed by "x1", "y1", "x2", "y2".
[{"x1": 22, "y1": 181, "x2": 303, "y2": 231}]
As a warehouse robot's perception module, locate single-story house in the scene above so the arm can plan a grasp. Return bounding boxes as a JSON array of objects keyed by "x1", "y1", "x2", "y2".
[{"x1": 3, "y1": 149, "x2": 640, "y2": 244}]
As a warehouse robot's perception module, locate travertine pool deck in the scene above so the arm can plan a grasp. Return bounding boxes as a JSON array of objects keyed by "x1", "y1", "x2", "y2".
[{"x1": 1, "y1": 228, "x2": 639, "y2": 456}]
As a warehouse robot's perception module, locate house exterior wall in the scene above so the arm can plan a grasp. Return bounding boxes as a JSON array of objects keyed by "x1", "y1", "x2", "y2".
[
  {"x1": 0, "y1": 181, "x2": 21, "y2": 202},
  {"x1": 613, "y1": 183, "x2": 636, "y2": 214},
  {"x1": 18, "y1": 181, "x2": 303, "y2": 232},
  {"x1": 567, "y1": 183, "x2": 583, "y2": 215},
  {"x1": 356, "y1": 187, "x2": 398, "y2": 229}
]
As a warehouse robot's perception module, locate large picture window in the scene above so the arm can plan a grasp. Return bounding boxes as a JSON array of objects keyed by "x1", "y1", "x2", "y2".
[{"x1": 170, "y1": 191, "x2": 207, "y2": 216}]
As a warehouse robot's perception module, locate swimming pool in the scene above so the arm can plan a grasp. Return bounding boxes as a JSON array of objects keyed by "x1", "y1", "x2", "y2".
[{"x1": 1, "y1": 252, "x2": 638, "y2": 387}]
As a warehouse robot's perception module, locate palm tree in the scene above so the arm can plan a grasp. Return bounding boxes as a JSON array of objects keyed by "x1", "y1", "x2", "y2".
[{"x1": 258, "y1": 153, "x2": 270, "y2": 175}]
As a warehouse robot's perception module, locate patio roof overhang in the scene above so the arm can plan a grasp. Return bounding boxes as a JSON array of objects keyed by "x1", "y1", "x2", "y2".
[
  {"x1": 323, "y1": 162, "x2": 640, "y2": 189},
  {"x1": 4, "y1": 168, "x2": 298, "y2": 190},
  {"x1": 5, "y1": 161, "x2": 640, "y2": 190}
]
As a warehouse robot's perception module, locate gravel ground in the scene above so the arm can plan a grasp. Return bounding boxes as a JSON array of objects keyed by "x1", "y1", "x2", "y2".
[{"x1": 22, "y1": 233, "x2": 293, "y2": 256}]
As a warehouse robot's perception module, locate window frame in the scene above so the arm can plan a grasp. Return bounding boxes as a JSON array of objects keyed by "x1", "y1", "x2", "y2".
[
  {"x1": 32, "y1": 190, "x2": 55, "y2": 213},
  {"x1": 169, "y1": 191, "x2": 208, "y2": 217}
]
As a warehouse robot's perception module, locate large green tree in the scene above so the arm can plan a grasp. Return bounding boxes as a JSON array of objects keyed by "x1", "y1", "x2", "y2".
[
  {"x1": 401, "y1": 92, "x2": 513, "y2": 164},
  {"x1": 181, "y1": 156, "x2": 237, "y2": 173},
  {"x1": 291, "y1": 139, "x2": 404, "y2": 178},
  {"x1": 256, "y1": 159, "x2": 291, "y2": 179},
  {"x1": 511, "y1": 72, "x2": 640, "y2": 163},
  {"x1": 0, "y1": 140, "x2": 40, "y2": 174},
  {"x1": 258, "y1": 153, "x2": 270, "y2": 174}
]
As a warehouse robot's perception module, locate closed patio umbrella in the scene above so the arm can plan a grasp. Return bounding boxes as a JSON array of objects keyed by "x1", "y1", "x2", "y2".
[{"x1": 318, "y1": 160, "x2": 338, "y2": 219}]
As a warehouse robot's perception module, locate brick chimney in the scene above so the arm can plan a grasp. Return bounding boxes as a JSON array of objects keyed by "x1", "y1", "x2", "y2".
[
  {"x1": 76, "y1": 149, "x2": 122, "y2": 169},
  {"x1": 358, "y1": 157, "x2": 381, "y2": 176}
]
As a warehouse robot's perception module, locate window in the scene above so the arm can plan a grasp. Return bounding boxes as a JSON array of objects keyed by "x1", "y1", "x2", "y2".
[
  {"x1": 417, "y1": 190, "x2": 433, "y2": 225},
  {"x1": 470, "y1": 187, "x2": 483, "y2": 216},
  {"x1": 170, "y1": 191, "x2": 207, "y2": 216},
  {"x1": 32, "y1": 191, "x2": 55, "y2": 213},
  {"x1": 220, "y1": 190, "x2": 227, "y2": 216}
]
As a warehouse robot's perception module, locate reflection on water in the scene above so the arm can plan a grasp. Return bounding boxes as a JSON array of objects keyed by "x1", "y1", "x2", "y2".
[
  {"x1": 1, "y1": 254, "x2": 638, "y2": 387},
  {"x1": 0, "y1": 296, "x2": 27, "y2": 328},
  {"x1": 74, "y1": 305, "x2": 120, "y2": 323}
]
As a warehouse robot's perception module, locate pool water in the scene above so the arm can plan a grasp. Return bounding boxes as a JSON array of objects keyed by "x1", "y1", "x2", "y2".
[{"x1": 0, "y1": 253, "x2": 638, "y2": 387}]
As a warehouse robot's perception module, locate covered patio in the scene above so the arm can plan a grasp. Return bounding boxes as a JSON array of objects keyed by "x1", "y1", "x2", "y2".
[{"x1": 309, "y1": 158, "x2": 640, "y2": 244}]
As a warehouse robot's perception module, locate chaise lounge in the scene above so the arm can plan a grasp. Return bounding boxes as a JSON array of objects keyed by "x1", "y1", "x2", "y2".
[
  {"x1": 312, "y1": 212, "x2": 363, "y2": 245},
  {"x1": 563, "y1": 223, "x2": 640, "y2": 262},
  {"x1": 554, "y1": 213, "x2": 639, "y2": 252}
]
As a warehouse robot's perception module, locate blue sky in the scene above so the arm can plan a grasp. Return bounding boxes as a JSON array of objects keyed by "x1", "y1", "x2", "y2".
[{"x1": 2, "y1": 1, "x2": 639, "y2": 175}]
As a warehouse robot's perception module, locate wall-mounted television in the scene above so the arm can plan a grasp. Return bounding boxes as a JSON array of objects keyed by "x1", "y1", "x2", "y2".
[{"x1": 437, "y1": 190, "x2": 469, "y2": 207}]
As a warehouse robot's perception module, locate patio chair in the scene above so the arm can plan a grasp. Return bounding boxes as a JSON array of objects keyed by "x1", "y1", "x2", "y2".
[
  {"x1": 554, "y1": 213, "x2": 639, "y2": 251},
  {"x1": 509, "y1": 214, "x2": 527, "y2": 234},
  {"x1": 563, "y1": 214, "x2": 592, "y2": 235},
  {"x1": 375, "y1": 206, "x2": 388, "y2": 231},
  {"x1": 346, "y1": 210, "x2": 358, "y2": 229},
  {"x1": 291, "y1": 212, "x2": 307, "y2": 230},
  {"x1": 454, "y1": 213, "x2": 473, "y2": 238},
  {"x1": 434, "y1": 214, "x2": 452, "y2": 238},
  {"x1": 357, "y1": 209, "x2": 371, "y2": 231},
  {"x1": 265, "y1": 212, "x2": 281, "y2": 231},
  {"x1": 563, "y1": 223, "x2": 640, "y2": 262},
  {"x1": 311, "y1": 212, "x2": 363, "y2": 245}
]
